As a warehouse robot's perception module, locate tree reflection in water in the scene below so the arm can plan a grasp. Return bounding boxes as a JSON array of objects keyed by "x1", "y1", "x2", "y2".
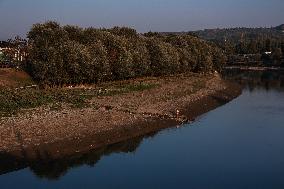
[
  {"x1": 0, "y1": 131, "x2": 159, "y2": 180},
  {"x1": 222, "y1": 69, "x2": 284, "y2": 92}
]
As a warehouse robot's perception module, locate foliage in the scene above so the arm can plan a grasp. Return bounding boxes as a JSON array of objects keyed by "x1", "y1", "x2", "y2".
[
  {"x1": 163, "y1": 35, "x2": 225, "y2": 72},
  {"x1": 26, "y1": 21, "x2": 225, "y2": 86},
  {"x1": 146, "y1": 38, "x2": 180, "y2": 76}
]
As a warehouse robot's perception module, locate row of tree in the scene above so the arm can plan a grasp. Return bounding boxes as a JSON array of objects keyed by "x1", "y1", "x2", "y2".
[{"x1": 26, "y1": 22, "x2": 225, "y2": 86}]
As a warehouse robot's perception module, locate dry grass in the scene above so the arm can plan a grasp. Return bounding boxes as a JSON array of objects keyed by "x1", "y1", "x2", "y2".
[{"x1": 0, "y1": 68, "x2": 34, "y2": 88}]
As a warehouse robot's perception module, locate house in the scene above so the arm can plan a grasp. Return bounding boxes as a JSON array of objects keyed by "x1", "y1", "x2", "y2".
[
  {"x1": 1, "y1": 40, "x2": 27, "y2": 62},
  {"x1": 0, "y1": 48, "x2": 4, "y2": 60},
  {"x1": 0, "y1": 47, "x2": 26, "y2": 62},
  {"x1": 0, "y1": 47, "x2": 7, "y2": 59}
]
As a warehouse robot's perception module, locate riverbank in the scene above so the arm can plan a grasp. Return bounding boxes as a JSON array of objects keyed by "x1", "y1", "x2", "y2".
[
  {"x1": 225, "y1": 65, "x2": 284, "y2": 71},
  {"x1": 0, "y1": 73, "x2": 241, "y2": 161}
]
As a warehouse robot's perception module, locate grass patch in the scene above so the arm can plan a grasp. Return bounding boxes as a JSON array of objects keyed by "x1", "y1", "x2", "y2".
[
  {"x1": 0, "y1": 89, "x2": 93, "y2": 116},
  {"x1": 0, "y1": 82, "x2": 158, "y2": 117},
  {"x1": 99, "y1": 83, "x2": 158, "y2": 96}
]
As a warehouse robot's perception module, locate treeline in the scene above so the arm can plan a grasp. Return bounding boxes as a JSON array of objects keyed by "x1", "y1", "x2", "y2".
[
  {"x1": 26, "y1": 21, "x2": 225, "y2": 86},
  {"x1": 194, "y1": 25, "x2": 284, "y2": 57}
]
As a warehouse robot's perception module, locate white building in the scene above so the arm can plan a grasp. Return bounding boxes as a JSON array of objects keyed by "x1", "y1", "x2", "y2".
[
  {"x1": 0, "y1": 47, "x2": 5, "y2": 56},
  {"x1": 0, "y1": 47, "x2": 25, "y2": 61}
]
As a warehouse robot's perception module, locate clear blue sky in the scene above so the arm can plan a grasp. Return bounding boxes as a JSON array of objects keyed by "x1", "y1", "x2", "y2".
[{"x1": 0, "y1": 0, "x2": 283, "y2": 40}]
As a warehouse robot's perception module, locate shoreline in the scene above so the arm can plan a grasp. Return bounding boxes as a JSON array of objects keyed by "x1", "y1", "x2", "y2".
[
  {"x1": 225, "y1": 66, "x2": 284, "y2": 71},
  {"x1": 0, "y1": 74, "x2": 242, "y2": 162}
]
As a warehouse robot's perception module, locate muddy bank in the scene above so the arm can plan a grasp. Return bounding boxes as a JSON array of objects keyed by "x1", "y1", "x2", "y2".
[{"x1": 0, "y1": 74, "x2": 241, "y2": 162}]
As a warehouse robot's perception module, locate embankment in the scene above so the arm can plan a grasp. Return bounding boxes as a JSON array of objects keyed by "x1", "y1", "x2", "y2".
[{"x1": 0, "y1": 74, "x2": 241, "y2": 161}]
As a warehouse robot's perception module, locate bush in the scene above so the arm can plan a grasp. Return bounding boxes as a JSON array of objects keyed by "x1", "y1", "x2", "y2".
[{"x1": 146, "y1": 38, "x2": 180, "y2": 76}]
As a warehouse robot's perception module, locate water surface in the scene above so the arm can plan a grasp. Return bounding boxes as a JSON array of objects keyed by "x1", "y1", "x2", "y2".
[{"x1": 0, "y1": 70, "x2": 284, "y2": 189}]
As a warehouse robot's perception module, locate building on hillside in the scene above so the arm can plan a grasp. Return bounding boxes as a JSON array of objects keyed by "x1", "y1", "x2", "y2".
[
  {"x1": 0, "y1": 47, "x2": 7, "y2": 58},
  {"x1": 1, "y1": 40, "x2": 27, "y2": 62},
  {"x1": 0, "y1": 47, "x2": 26, "y2": 62},
  {"x1": 265, "y1": 51, "x2": 272, "y2": 55}
]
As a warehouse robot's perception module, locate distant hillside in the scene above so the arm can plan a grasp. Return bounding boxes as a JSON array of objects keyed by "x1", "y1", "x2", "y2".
[
  {"x1": 156, "y1": 25, "x2": 283, "y2": 65},
  {"x1": 192, "y1": 25, "x2": 284, "y2": 55},
  {"x1": 274, "y1": 24, "x2": 284, "y2": 31},
  {"x1": 194, "y1": 25, "x2": 283, "y2": 40}
]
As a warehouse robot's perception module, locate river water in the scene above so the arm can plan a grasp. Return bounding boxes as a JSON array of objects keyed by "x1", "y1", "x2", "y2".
[{"x1": 0, "y1": 70, "x2": 284, "y2": 189}]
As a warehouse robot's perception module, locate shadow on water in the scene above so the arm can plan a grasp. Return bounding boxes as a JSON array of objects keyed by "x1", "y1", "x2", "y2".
[
  {"x1": 222, "y1": 69, "x2": 284, "y2": 92},
  {"x1": 0, "y1": 131, "x2": 159, "y2": 180}
]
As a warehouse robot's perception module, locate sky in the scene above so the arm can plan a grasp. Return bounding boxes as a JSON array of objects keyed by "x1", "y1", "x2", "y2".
[{"x1": 0, "y1": 0, "x2": 283, "y2": 40}]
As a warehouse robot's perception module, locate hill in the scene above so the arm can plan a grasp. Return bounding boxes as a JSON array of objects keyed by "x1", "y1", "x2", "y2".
[
  {"x1": 274, "y1": 24, "x2": 284, "y2": 31},
  {"x1": 192, "y1": 25, "x2": 284, "y2": 56}
]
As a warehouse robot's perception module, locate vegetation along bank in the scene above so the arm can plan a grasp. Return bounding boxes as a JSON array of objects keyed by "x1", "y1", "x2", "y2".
[{"x1": 0, "y1": 22, "x2": 241, "y2": 159}]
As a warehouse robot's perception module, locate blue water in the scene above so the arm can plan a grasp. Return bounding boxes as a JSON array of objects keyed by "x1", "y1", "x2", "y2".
[{"x1": 0, "y1": 70, "x2": 284, "y2": 189}]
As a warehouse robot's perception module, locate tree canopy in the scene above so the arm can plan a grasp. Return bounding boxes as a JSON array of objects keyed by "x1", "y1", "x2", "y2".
[{"x1": 26, "y1": 21, "x2": 226, "y2": 86}]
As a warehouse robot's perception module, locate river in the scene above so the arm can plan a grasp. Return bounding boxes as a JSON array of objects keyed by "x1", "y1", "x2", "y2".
[{"x1": 0, "y1": 69, "x2": 284, "y2": 189}]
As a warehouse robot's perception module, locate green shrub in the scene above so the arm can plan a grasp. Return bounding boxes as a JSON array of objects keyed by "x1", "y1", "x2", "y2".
[{"x1": 146, "y1": 38, "x2": 180, "y2": 76}]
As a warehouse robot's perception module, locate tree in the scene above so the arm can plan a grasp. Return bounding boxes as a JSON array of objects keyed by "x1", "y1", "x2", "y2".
[
  {"x1": 146, "y1": 38, "x2": 180, "y2": 76},
  {"x1": 272, "y1": 48, "x2": 282, "y2": 64},
  {"x1": 108, "y1": 27, "x2": 138, "y2": 38},
  {"x1": 63, "y1": 25, "x2": 84, "y2": 42}
]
